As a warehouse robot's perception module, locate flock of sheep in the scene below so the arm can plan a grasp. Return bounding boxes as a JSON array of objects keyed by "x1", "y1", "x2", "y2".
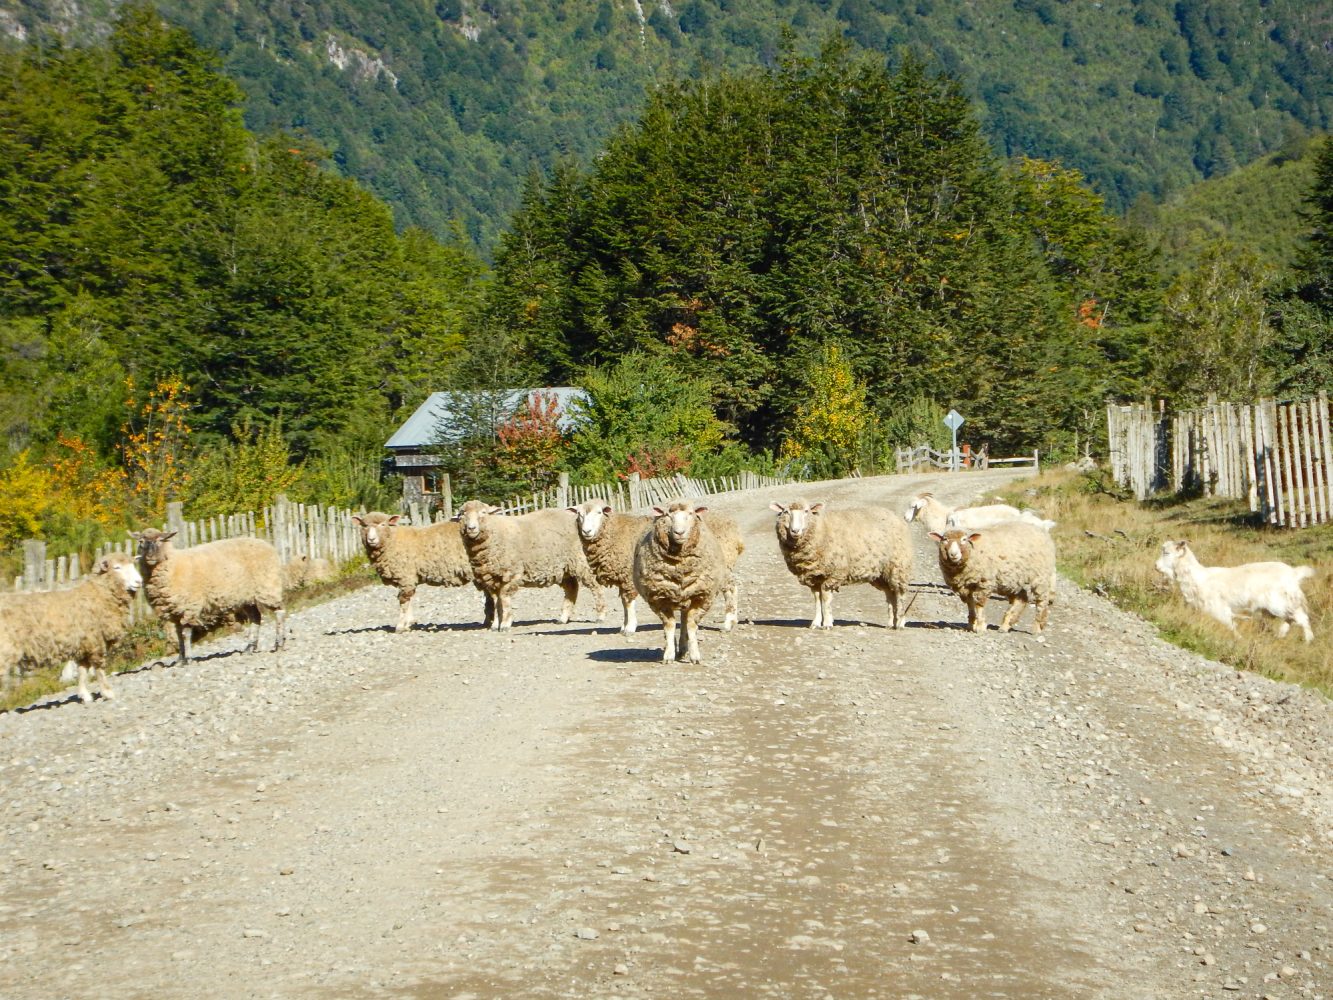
[{"x1": 0, "y1": 485, "x2": 1319, "y2": 706}]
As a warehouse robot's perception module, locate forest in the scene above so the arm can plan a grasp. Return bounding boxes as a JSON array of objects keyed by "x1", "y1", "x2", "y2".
[{"x1": 0, "y1": 5, "x2": 1330, "y2": 569}]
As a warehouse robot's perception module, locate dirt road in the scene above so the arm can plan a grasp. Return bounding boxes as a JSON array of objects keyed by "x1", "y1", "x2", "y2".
[{"x1": 2, "y1": 471, "x2": 1330, "y2": 999}]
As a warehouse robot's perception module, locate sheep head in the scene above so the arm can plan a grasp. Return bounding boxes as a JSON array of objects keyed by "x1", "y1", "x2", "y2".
[
  {"x1": 929, "y1": 528, "x2": 981, "y2": 569},
  {"x1": 904, "y1": 493, "x2": 933, "y2": 523},
  {"x1": 132, "y1": 527, "x2": 179, "y2": 569},
  {"x1": 1155, "y1": 539, "x2": 1192, "y2": 581},
  {"x1": 569, "y1": 500, "x2": 613, "y2": 541},
  {"x1": 96, "y1": 551, "x2": 143, "y2": 595},
  {"x1": 455, "y1": 500, "x2": 502, "y2": 540},
  {"x1": 352, "y1": 511, "x2": 401, "y2": 551},
  {"x1": 651, "y1": 502, "x2": 705, "y2": 555},
  {"x1": 771, "y1": 499, "x2": 823, "y2": 544}
]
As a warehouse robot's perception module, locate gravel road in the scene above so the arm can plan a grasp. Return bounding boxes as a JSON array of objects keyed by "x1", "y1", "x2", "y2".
[{"x1": 2, "y1": 471, "x2": 1330, "y2": 1000}]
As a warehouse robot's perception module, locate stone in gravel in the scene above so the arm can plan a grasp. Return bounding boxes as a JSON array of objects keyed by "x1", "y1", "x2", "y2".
[
  {"x1": 613, "y1": 963, "x2": 629, "y2": 976},
  {"x1": 672, "y1": 840, "x2": 691, "y2": 854},
  {"x1": 909, "y1": 929, "x2": 930, "y2": 944},
  {"x1": 575, "y1": 927, "x2": 599, "y2": 940},
  {"x1": 1251, "y1": 922, "x2": 1268, "y2": 934},
  {"x1": 242, "y1": 928, "x2": 268, "y2": 939}
]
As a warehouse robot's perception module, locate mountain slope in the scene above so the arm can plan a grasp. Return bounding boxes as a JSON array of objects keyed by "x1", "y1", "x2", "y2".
[{"x1": 2, "y1": 0, "x2": 1329, "y2": 249}]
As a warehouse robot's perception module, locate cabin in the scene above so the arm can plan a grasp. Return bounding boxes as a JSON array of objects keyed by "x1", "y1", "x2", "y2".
[{"x1": 384, "y1": 387, "x2": 588, "y2": 512}]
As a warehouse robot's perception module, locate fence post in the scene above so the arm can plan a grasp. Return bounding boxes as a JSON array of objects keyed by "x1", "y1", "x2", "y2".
[
  {"x1": 166, "y1": 501, "x2": 186, "y2": 539},
  {"x1": 441, "y1": 473, "x2": 453, "y2": 521},
  {"x1": 22, "y1": 539, "x2": 45, "y2": 589},
  {"x1": 272, "y1": 494, "x2": 291, "y2": 562},
  {"x1": 628, "y1": 472, "x2": 641, "y2": 510},
  {"x1": 558, "y1": 471, "x2": 569, "y2": 509}
]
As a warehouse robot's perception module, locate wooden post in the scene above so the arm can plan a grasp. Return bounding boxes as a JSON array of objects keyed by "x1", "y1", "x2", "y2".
[
  {"x1": 1305, "y1": 399, "x2": 1325, "y2": 525},
  {"x1": 166, "y1": 501, "x2": 186, "y2": 541},
  {"x1": 628, "y1": 472, "x2": 641, "y2": 511},
  {"x1": 440, "y1": 473, "x2": 453, "y2": 521},
  {"x1": 272, "y1": 494, "x2": 291, "y2": 561},
  {"x1": 1318, "y1": 392, "x2": 1333, "y2": 525},
  {"x1": 22, "y1": 539, "x2": 46, "y2": 589}
]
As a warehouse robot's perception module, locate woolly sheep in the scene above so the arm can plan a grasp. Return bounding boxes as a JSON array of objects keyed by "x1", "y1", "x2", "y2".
[
  {"x1": 929, "y1": 523, "x2": 1057, "y2": 634},
  {"x1": 771, "y1": 499, "x2": 913, "y2": 630},
  {"x1": 632, "y1": 503, "x2": 741, "y2": 664},
  {"x1": 0, "y1": 552, "x2": 142, "y2": 704},
  {"x1": 133, "y1": 528, "x2": 286, "y2": 664},
  {"x1": 568, "y1": 500, "x2": 652, "y2": 636},
  {"x1": 1155, "y1": 540, "x2": 1315, "y2": 642},
  {"x1": 454, "y1": 501, "x2": 606, "y2": 631},
  {"x1": 905, "y1": 492, "x2": 1055, "y2": 533},
  {"x1": 352, "y1": 512, "x2": 492, "y2": 631},
  {"x1": 283, "y1": 554, "x2": 336, "y2": 590}
]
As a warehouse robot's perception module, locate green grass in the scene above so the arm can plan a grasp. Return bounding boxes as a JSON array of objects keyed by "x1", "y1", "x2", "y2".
[{"x1": 997, "y1": 470, "x2": 1333, "y2": 693}]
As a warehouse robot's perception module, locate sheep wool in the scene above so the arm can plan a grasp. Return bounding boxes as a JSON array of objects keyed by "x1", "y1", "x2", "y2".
[
  {"x1": 632, "y1": 503, "x2": 739, "y2": 664},
  {"x1": 455, "y1": 501, "x2": 605, "y2": 631},
  {"x1": 930, "y1": 523, "x2": 1057, "y2": 634},
  {"x1": 772, "y1": 499, "x2": 912, "y2": 630},
  {"x1": 569, "y1": 500, "x2": 652, "y2": 635},
  {"x1": 1156, "y1": 540, "x2": 1315, "y2": 642},
  {"x1": 134, "y1": 528, "x2": 286, "y2": 664},
  {"x1": 352, "y1": 512, "x2": 490, "y2": 631},
  {"x1": 0, "y1": 552, "x2": 142, "y2": 704}
]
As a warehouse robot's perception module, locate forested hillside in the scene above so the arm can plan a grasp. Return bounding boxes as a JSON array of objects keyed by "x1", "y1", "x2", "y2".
[{"x1": 2, "y1": 0, "x2": 1328, "y2": 247}]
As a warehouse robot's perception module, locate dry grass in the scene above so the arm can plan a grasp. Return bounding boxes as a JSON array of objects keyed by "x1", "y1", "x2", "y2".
[
  {"x1": 996, "y1": 469, "x2": 1333, "y2": 693},
  {"x1": 2, "y1": 563, "x2": 377, "y2": 714}
]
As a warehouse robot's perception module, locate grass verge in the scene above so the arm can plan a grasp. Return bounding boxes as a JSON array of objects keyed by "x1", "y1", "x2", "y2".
[
  {"x1": 2, "y1": 564, "x2": 378, "y2": 714},
  {"x1": 992, "y1": 469, "x2": 1332, "y2": 694}
]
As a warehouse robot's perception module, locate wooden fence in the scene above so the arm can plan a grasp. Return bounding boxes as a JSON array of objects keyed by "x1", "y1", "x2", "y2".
[
  {"x1": 11, "y1": 468, "x2": 794, "y2": 596},
  {"x1": 1106, "y1": 392, "x2": 1333, "y2": 526},
  {"x1": 894, "y1": 444, "x2": 1041, "y2": 474}
]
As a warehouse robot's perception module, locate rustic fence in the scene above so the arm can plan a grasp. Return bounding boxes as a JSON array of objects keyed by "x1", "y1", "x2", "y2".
[
  {"x1": 894, "y1": 444, "x2": 1041, "y2": 474},
  {"x1": 11, "y1": 469, "x2": 794, "y2": 596},
  {"x1": 1106, "y1": 392, "x2": 1333, "y2": 526}
]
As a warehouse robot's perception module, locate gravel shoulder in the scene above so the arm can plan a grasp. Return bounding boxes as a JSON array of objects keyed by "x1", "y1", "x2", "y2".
[{"x1": 1, "y1": 471, "x2": 1330, "y2": 999}]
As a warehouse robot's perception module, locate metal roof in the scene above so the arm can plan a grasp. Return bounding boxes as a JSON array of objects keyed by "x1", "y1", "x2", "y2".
[{"x1": 384, "y1": 387, "x2": 589, "y2": 450}]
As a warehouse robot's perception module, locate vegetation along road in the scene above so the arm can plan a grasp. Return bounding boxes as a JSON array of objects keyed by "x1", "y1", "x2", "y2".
[{"x1": 2, "y1": 471, "x2": 1330, "y2": 999}]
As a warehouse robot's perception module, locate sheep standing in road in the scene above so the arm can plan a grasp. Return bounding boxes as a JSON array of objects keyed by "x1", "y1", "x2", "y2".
[
  {"x1": 568, "y1": 500, "x2": 651, "y2": 635},
  {"x1": 930, "y1": 523, "x2": 1057, "y2": 634},
  {"x1": 1156, "y1": 540, "x2": 1315, "y2": 642},
  {"x1": 632, "y1": 503, "x2": 740, "y2": 663},
  {"x1": 134, "y1": 528, "x2": 286, "y2": 664},
  {"x1": 0, "y1": 552, "x2": 143, "y2": 704},
  {"x1": 454, "y1": 501, "x2": 605, "y2": 631},
  {"x1": 771, "y1": 499, "x2": 913, "y2": 629},
  {"x1": 352, "y1": 512, "x2": 492, "y2": 631}
]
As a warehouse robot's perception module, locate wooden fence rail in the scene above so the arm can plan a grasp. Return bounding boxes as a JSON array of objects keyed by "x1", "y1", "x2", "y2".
[
  {"x1": 894, "y1": 445, "x2": 1040, "y2": 474},
  {"x1": 11, "y1": 468, "x2": 794, "y2": 597},
  {"x1": 1107, "y1": 392, "x2": 1333, "y2": 527}
]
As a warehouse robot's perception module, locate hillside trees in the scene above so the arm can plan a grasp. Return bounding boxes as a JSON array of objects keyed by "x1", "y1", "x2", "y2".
[{"x1": 486, "y1": 43, "x2": 1159, "y2": 456}]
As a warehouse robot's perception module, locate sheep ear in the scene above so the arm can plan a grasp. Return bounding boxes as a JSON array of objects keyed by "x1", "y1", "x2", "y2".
[
  {"x1": 95, "y1": 555, "x2": 111, "y2": 573},
  {"x1": 693, "y1": 506, "x2": 708, "y2": 514},
  {"x1": 449, "y1": 512, "x2": 462, "y2": 522},
  {"x1": 485, "y1": 505, "x2": 502, "y2": 515},
  {"x1": 651, "y1": 506, "x2": 667, "y2": 516},
  {"x1": 162, "y1": 530, "x2": 178, "y2": 541},
  {"x1": 601, "y1": 505, "x2": 612, "y2": 515},
  {"x1": 928, "y1": 531, "x2": 944, "y2": 542},
  {"x1": 386, "y1": 515, "x2": 401, "y2": 525},
  {"x1": 351, "y1": 515, "x2": 365, "y2": 526},
  {"x1": 769, "y1": 502, "x2": 786, "y2": 513},
  {"x1": 967, "y1": 532, "x2": 982, "y2": 543},
  {"x1": 566, "y1": 506, "x2": 579, "y2": 514},
  {"x1": 129, "y1": 530, "x2": 142, "y2": 541},
  {"x1": 809, "y1": 503, "x2": 824, "y2": 514}
]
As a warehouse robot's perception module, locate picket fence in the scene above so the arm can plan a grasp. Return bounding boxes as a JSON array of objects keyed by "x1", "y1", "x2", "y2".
[
  {"x1": 894, "y1": 444, "x2": 1041, "y2": 474},
  {"x1": 11, "y1": 469, "x2": 794, "y2": 599},
  {"x1": 1106, "y1": 392, "x2": 1333, "y2": 527}
]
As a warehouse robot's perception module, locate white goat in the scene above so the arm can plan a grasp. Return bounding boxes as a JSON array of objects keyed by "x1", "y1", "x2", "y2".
[{"x1": 1155, "y1": 541, "x2": 1315, "y2": 642}]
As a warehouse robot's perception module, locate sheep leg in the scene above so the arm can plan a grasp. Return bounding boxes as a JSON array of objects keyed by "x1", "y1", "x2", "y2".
[
  {"x1": 1284, "y1": 607, "x2": 1313, "y2": 642},
  {"x1": 967, "y1": 593, "x2": 988, "y2": 633},
  {"x1": 272, "y1": 607, "x2": 287, "y2": 651},
  {"x1": 591, "y1": 583, "x2": 607, "y2": 622},
  {"x1": 559, "y1": 577, "x2": 579, "y2": 624},
  {"x1": 1204, "y1": 602, "x2": 1239, "y2": 634},
  {"x1": 1033, "y1": 597, "x2": 1050, "y2": 634},
  {"x1": 684, "y1": 604, "x2": 703, "y2": 664},
  {"x1": 721, "y1": 580, "x2": 737, "y2": 632},
  {"x1": 808, "y1": 590, "x2": 823, "y2": 629},
  {"x1": 76, "y1": 662, "x2": 93, "y2": 704},
  {"x1": 999, "y1": 596, "x2": 1027, "y2": 632},
  {"x1": 620, "y1": 591, "x2": 638, "y2": 636},
  {"x1": 885, "y1": 586, "x2": 905, "y2": 630},
  {"x1": 396, "y1": 586, "x2": 416, "y2": 632},
  {"x1": 243, "y1": 605, "x2": 261, "y2": 653},
  {"x1": 175, "y1": 622, "x2": 193, "y2": 664},
  {"x1": 497, "y1": 588, "x2": 516, "y2": 631},
  {"x1": 661, "y1": 611, "x2": 678, "y2": 662},
  {"x1": 481, "y1": 592, "x2": 496, "y2": 628}
]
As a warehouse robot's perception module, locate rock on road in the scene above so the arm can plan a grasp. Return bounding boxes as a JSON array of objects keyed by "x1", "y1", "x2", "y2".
[{"x1": 2, "y1": 472, "x2": 1331, "y2": 999}]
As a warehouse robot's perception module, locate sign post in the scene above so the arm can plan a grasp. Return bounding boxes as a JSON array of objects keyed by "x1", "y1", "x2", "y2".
[{"x1": 943, "y1": 409, "x2": 965, "y2": 472}]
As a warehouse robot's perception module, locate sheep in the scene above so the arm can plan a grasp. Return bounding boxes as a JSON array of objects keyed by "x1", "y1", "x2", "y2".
[
  {"x1": 351, "y1": 512, "x2": 492, "y2": 631},
  {"x1": 929, "y1": 523, "x2": 1057, "y2": 634},
  {"x1": 771, "y1": 499, "x2": 913, "y2": 630},
  {"x1": 133, "y1": 528, "x2": 286, "y2": 664},
  {"x1": 283, "y1": 554, "x2": 335, "y2": 590},
  {"x1": 905, "y1": 492, "x2": 1055, "y2": 533},
  {"x1": 1155, "y1": 540, "x2": 1315, "y2": 642},
  {"x1": 568, "y1": 500, "x2": 652, "y2": 635},
  {"x1": 454, "y1": 501, "x2": 606, "y2": 631},
  {"x1": 0, "y1": 552, "x2": 142, "y2": 704},
  {"x1": 632, "y1": 503, "x2": 741, "y2": 664}
]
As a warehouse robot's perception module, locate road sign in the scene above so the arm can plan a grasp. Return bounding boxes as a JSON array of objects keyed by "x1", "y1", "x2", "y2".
[{"x1": 943, "y1": 409, "x2": 964, "y2": 471}]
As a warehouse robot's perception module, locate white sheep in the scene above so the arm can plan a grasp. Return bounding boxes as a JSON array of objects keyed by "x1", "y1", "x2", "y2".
[
  {"x1": 771, "y1": 499, "x2": 913, "y2": 629},
  {"x1": 0, "y1": 552, "x2": 143, "y2": 704},
  {"x1": 352, "y1": 512, "x2": 492, "y2": 631},
  {"x1": 1155, "y1": 540, "x2": 1315, "y2": 642},
  {"x1": 133, "y1": 528, "x2": 286, "y2": 664},
  {"x1": 454, "y1": 501, "x2": 606, "y2": 631},
  {"x1": 283, "y1": 554, "x2": 336, "y2": 590},
  {"x1": 632, "y1": 503, "x2": 741, "y2": 664},
  {"x1": 568, "y1": 500, "x2": 651, "y2": 635},
  {"x1": 905, "y1": 492, "x2": 1055, "y2": 533},
  {"x1": 929, "y1": 523, "x2": 1057, "y2": 634}
]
